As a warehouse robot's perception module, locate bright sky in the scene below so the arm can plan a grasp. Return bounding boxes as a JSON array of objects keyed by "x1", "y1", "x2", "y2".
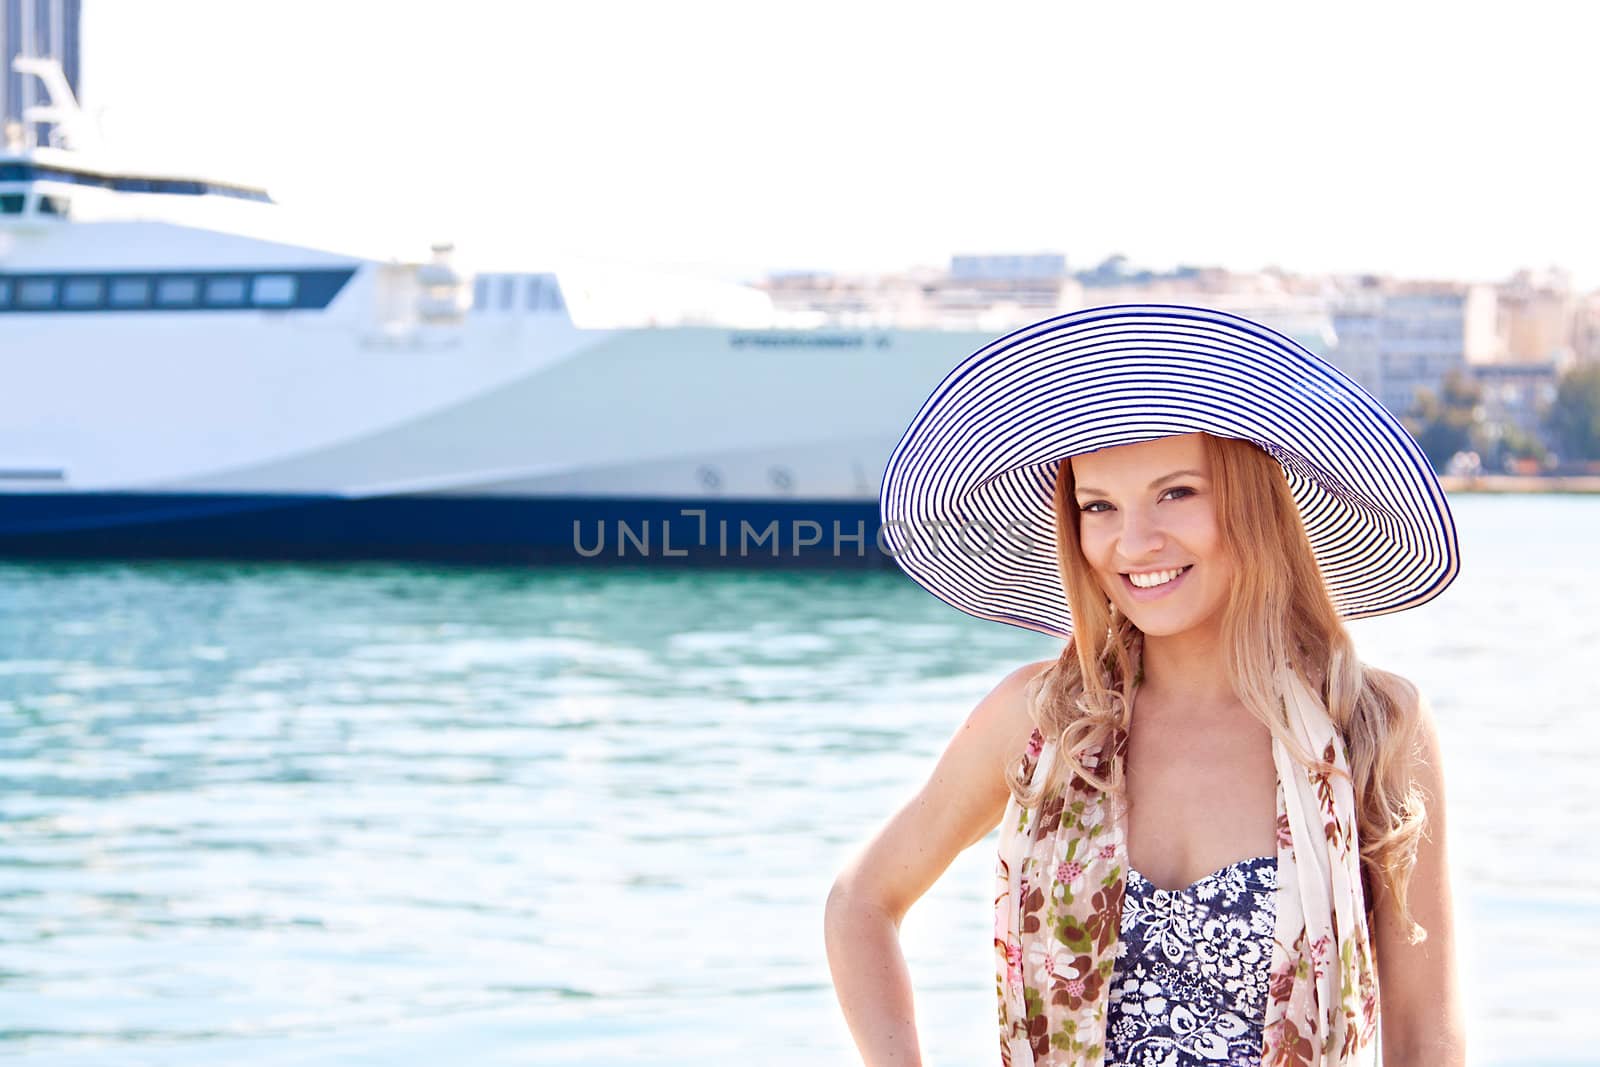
[{"x1": 80, "y1": 0, "x2": 1600, "y2": 287}]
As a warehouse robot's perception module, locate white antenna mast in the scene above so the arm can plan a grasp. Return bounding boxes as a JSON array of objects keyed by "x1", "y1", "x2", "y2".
[{"x1": 11, "y1": 54, "x2": 101, "y2": 153}]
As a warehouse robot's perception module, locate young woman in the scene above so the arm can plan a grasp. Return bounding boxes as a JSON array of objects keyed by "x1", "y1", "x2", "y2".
[{"x1": 825, "y1": 307, "x2": 1467, "y2": 1066}]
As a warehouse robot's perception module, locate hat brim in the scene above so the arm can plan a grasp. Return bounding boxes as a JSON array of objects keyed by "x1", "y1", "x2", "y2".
[{"x1": 877, "y1": 304, "x2": 1461, "y2": 640}]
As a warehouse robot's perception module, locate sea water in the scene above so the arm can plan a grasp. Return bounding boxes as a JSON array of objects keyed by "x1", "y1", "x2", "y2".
[{"x1": 0, "y1": 492, "x2": 1595, "y2": 1066}]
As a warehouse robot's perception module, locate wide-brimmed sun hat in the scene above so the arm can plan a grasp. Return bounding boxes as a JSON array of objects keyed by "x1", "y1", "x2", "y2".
[{"x1": 877, "y1": 303, "x2": 1461, "y2": 640}]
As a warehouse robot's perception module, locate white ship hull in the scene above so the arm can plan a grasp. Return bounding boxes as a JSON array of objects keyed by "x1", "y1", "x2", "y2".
[{"x1": 1, "y1": 221, "x2": 996, "y2": 564}]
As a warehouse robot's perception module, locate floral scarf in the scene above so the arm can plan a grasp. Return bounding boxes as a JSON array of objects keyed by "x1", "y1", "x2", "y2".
[{"x1": 993, "y1": 642, "x2": 1379, "y2": 1066}]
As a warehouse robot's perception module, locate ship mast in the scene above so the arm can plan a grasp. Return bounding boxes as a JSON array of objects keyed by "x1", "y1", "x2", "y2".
[{"x1": 2, "y1": 0, "x2": 85, "y2": 151}]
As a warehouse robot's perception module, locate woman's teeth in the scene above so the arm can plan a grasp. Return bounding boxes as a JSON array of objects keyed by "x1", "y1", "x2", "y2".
[{"x1": 1128, "y1": 566, "x2": 1188, "y2": 589}]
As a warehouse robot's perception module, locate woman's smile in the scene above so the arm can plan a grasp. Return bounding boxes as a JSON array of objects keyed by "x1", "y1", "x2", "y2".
[{"x1": 1121, "y1": 564, "x2": 1194, "y2": 600}]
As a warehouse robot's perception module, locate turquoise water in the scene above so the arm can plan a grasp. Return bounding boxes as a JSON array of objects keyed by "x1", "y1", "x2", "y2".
[{"x1": 1, "y1": 493, "x2": 1596, "y2": 1065}]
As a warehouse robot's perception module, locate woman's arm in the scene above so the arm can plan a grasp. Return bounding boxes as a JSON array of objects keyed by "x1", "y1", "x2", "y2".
[
  {"x1": 1371, "y1": 688, "x2": 1468, "y2": 1065},
  {"x1": 822, "y1": 885, "x2": 925, "y2": 1067},
  {"x1": 823, "y1": 659, "x2": 1049, "y2": 1067}
]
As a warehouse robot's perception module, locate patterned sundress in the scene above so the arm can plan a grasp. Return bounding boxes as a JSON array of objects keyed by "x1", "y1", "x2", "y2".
[{"x1": 1106, "y1": 854, "x2": 1278, "y2": 1066}]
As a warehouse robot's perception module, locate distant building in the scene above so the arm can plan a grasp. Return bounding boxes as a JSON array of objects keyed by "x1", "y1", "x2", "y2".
[
  {"x1": 1329, "y1": 282, "x2": 1496, "y2": 418},
  {"x1": 1468, "y1": 361, "x2": 1559, "y2": 445},
  {"x1": 935, "y1": 253, "x2": 1078, "y2": 322},
  {"x1": 1497, "y1": 268, "x2": 1578, "y2": 367},
  {"x1": 1075, "y1": 268, "x2": 1337, "y2": 356},
  {"x1": 2, "y1": 0, "x2": 82, "y2": 149},
  {"x1": 756, "y1": 254, "x2": 1082, "y2": 330},
  {"x1": 1574, "y1": 292, "x2": 1600, "y2": 365},
  {"x1": 1328, "y1": 293, "x2": 1383, "y2": 387},
  {"x1": 1075, "y1": 255, "x2": 1213, "y2": 289},
  {"x1": 949, "y1": 253, "x2": 1067, "y2": 282}
]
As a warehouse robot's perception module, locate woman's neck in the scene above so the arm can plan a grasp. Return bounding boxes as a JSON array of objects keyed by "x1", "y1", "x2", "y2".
[{"x1": 1133, "y1": 627, "x2": 1241, "y2": 717}]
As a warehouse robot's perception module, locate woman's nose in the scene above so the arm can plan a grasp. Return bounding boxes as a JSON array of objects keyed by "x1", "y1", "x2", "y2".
[{"x1": 1117, "y1": 508, "x2": 1166, "y2": 557}]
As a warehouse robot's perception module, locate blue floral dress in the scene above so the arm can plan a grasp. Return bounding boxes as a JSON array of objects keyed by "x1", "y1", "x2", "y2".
[{"x1": 1105, "y1": 854, "x2": 1278, "y2": 1066}]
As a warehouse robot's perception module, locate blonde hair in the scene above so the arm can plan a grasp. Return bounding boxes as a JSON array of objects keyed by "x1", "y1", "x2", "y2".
[{"x1": 1005, "y1": 432, "x2": 1429, "y2": 943}]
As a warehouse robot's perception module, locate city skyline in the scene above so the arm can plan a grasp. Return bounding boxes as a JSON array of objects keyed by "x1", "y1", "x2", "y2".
[{"x1": 72, "y1": 0, "x2": 1600, "y2": 289}]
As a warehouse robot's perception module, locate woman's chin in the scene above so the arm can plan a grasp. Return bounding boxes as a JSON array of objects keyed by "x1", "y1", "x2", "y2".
[
  {"x1": 1129, "y1": 620, "x2": 1185, "y2": 638},
  {"x1": 1120, "y1": 606, "x2": 1224, "y2": 640}
]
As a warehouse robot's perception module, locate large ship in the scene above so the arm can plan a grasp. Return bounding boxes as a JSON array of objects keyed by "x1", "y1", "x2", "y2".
[
  {"x1": 0, "y1": 75, "x2": 999, "y2": 565},
  {"x1": 0, "y1": 7, "x2": 1329, "y2": 567}
]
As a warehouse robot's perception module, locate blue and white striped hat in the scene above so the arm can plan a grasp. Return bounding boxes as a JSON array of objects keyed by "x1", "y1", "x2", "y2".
[{"x1": 878, "y1": 304, "x2": 1461, "y2": 640}]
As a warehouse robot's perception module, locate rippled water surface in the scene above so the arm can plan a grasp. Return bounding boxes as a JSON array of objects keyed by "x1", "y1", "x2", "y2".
[{"x1": 1, "y1": 493, "x2": 1596, "y2": 1065}]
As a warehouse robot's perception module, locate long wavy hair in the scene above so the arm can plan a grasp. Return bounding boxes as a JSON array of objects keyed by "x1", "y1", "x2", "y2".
[{"x1": 1004, "y1": 432, "x2": 1429, "y2": 944}]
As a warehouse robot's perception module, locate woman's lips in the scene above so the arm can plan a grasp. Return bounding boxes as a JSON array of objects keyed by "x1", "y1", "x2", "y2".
[{"x1": 1121, "y1": 564, "x2": 1193, "y2": 601}]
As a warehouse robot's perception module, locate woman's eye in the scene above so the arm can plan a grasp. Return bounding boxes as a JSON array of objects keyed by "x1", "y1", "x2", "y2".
[{"x1": 1075, "y1": 489, "x2": 1190, "y2": 515}]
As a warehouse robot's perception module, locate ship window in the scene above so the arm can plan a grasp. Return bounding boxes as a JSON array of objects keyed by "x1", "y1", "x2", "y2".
[
  {"x1": 110, "y1": 278, "x2": 151, "y2": 307},
  {"x1": 37, "y1": 195, "x2": 69, "y2": 216},
  {"x1": 156, "y1": 277, "x2": 199, "y2": 306},
  {"x1": 252, "y1": 274, "x2": 297, "y2": 306},
  {"x1": 0, "y1": 194, "x2": 24, "y2": 214},
  {"x1": 205, "y1": 276, "x2": 248, "y2": 306},
  {"x1": 525, "y1": 275, "x2": 565, "y2": 311},
  {"x1": 62, "y1": 279, "x2": 103, "y2": 307},
  {"x1": 0, "y1": 280, "x2": 10, "y2": 307},
  {"x1": 473, "y1": 276, "x2": 490, "y2": 310},
  {"x1": 38, "y1": 166, "x2": 97, "y2": 187},
  {"x1": 499, "y1": 275, "x2": 515, "y2": 310},
  {"x1": 18, "y1": 279, "x2": 57, "y2": 308}
]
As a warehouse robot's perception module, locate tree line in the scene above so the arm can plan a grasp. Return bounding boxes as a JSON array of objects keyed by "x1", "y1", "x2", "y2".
[{"x1": 1401, "y1": 363, "x2": 1600, "y2": 474}]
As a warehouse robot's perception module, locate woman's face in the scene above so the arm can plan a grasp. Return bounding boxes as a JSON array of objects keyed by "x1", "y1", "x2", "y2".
[{"x1": 1069, "y1": 433, "x2": 1234, "y2": 640}]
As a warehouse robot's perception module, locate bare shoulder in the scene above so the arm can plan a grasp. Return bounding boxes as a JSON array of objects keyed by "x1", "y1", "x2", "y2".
[
  {"x1": 981, "y1": 657, "x2": 1056, "y2": 760},
  {"x1": 915, "y1": 655, "x2": 1056, "y2": 813},
  {"x1": 941, "y1": 656, "x2": 1059, "y2": 832},
  {"x1": 1363, "y1": 666, "x2": 1443, "y2": 769},
  {"x1": 1004, "y1": 659, "x2": 1056, "y2": 735}
]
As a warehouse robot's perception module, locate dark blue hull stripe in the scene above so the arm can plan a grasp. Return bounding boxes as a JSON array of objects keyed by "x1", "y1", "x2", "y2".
[{"x1": 0, "y1": 492, "x2": 898, "y2": 567}]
